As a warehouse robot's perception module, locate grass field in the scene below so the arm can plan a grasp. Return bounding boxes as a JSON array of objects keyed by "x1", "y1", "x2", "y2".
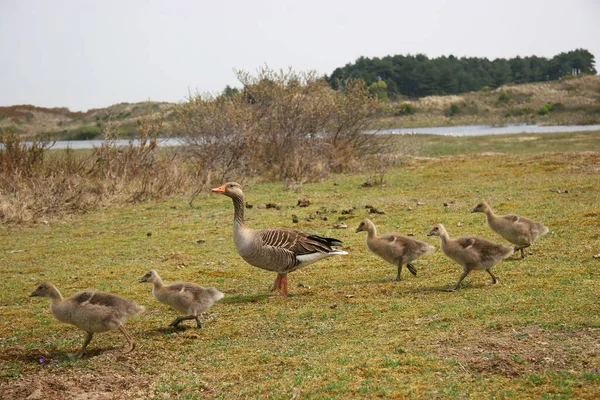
[{"x1": 1, "y1": 132, "x2": 599, "y2": 399}]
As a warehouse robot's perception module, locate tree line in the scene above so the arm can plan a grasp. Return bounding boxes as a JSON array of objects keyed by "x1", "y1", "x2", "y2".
[{"x1": 324, "y1": 49, "x2": 596, "y2": 100}]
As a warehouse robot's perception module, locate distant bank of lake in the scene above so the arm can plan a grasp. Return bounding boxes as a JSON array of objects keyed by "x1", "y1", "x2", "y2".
[{"x1": 43, "y1": 124, "x2": 600, "y2": 149}]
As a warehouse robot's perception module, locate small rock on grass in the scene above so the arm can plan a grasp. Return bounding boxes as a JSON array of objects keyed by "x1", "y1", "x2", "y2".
[
  {"x1": 334, "y1": 223, "x2": 348, "y2": 229},
  {"x1": 593, "y1": 254, "x2": 600, "y2": 259}
]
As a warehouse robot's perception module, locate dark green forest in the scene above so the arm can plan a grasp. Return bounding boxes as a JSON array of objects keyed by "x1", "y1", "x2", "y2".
[{"x1": 324, "y1": 49, "x2": 596, "y2": 100}]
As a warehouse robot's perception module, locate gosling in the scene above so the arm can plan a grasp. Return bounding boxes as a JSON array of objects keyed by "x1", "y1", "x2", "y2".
[
  {"x1": 472, "y1": 201, "x2": 549, "y2": 259},
  {"x1": 139, "y1": 269, "x2": 224, "y2": 328},
  {"x1": 427, "y1": 224, "x2": 514, "y2": 291},
  {"x1": 355, "y1": 219, "x2": 435, "y2": 281},
  {"x1": 29, "y1": 282, "x2": 144, "y2": 358}
]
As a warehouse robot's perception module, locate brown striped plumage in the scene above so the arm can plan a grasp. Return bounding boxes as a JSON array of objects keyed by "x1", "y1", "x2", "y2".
[{"x1": 212, "y1": 182, "x2": 347, "y2": 296}]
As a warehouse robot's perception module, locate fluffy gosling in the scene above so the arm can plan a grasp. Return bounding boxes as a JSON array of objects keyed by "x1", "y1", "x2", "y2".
[
  {"x1": 427, "y1": 224, "x2": 513, "y2": 291},
  {"x1": 139, "y1": 269, "x2": 224, "y2": 328},
  {"x1": 472, "y1": 201, "x2": 549, "y2": 259},
  {"x1": 355, "y1": 218, "x2": 434, "y2": 281},
  {"x1": 29, "y1": 282, "x2": 144, "y2": 357}
]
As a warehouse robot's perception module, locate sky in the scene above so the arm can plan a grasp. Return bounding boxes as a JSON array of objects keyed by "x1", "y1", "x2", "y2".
[{"x1": 1, "y1": 0, "x2": 599, "y2": 111}]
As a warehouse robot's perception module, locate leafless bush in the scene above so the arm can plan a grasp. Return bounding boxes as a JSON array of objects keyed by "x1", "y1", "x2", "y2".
[
  {"x1": 173, "y1": 67, "x2": 382, "y2": 185},
  {"x1": 0, "y1": 107, "x2": 189, "y2": 224}
]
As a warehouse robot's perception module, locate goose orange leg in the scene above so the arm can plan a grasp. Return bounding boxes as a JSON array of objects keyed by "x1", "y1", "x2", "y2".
[
  {"x1": 271, "y1": 274, "x2": 283, "y2": 292},
  {"x1": 281, "y1": 275, "x2": 289, "y2": 297}
]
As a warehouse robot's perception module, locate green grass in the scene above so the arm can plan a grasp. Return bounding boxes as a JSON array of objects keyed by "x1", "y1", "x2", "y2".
[{"x1": 1, "y1": 132, "x2": 600, "y2": 398}]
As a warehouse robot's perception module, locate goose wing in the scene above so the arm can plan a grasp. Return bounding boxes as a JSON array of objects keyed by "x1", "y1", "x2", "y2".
[{"x1": 258, "y1": 228, "x2": 342, "y2": 255}]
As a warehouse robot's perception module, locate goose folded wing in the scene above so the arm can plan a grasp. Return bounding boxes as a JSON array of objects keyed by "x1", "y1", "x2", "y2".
[{"x1": 259, "y1": 228, "x2": 338, "y2": 255}]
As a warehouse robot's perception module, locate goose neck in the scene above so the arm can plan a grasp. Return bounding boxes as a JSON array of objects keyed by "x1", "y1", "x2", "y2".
[
  {"x1": 366, "y1": 225, "x2": 377, "y2": 239},
  {"x1": 48, "y1": 286, "x2": 63, "y2": 302},
  {"x1": 231, "y1": 194, "x2": 246, "y2": 228},
  {"x1": 152, "y1": 277, "x2": 165, "y2": 291}
]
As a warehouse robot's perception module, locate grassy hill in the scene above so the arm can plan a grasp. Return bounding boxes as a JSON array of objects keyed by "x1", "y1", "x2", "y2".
[
  {"x1": 2, "y1": 75, "x2": 599, "y2": 140},
  {"x1": 0, "y1": 102, "x2": 173, "y2": 140}
]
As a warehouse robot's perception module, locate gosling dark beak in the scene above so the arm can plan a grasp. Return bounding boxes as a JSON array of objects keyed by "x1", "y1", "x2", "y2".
[
  {"x1": 138, "y1": 277, "x2": 146, "y2": 283},
  {"x1": 427, "y1": 231, "x2": 435, "y2": 236},
  {"x1": 355, "y1": 227, "x2": 362, "y2": 233},
  {"x1": 28, "y1": 292, "x2": 37, "y2": 297}
]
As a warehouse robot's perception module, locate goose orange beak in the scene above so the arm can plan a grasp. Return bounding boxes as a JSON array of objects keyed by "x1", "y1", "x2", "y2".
[{"x1": 211, "y1": 185, "x2": 227, "y2": 194}]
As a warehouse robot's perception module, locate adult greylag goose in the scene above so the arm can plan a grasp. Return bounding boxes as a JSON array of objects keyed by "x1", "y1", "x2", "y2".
[
  {"x1": 29, "y1": 282, "x2": 144, "y2": 357},
  {"x1": 427, "y1": 224, "x2": 513, "y2": 291},
  {"x1": 211, "y1": 182, "x2": 348, "y2": 296},
  {"x1": 472, "y1": 201, "x2": 549, "y2": 259},
  {"x1": 139, "y1": 269, "x2": 224, "y2": 328},
  {"x1": 355, "y1": 218, "x2": 434, "y2": 281}
]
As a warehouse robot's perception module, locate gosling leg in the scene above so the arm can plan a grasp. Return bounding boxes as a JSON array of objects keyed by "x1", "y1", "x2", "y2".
[
  {"x1": 406, "y1": 263, "x2": 417, "y2": 276},
  {"x1": 514, "y1": 245, "x2": 530, "y2": 259},
  {"x1": 118, "y1": 325, "x2": 136, "y2": 353},
  {"x1": 486, "y1": 269, "x2": 499, "y2": 285},
  {"x1": 76, "y1": 331, "x2": 94, "y2": 358},
  {"x1": 446, "y1": 270, "x2": 470, "y2": 292},
  {"x1": 395, "y1": 264, "x2": 403, "y2": 281},
  {"x1": 194, "y1": 316, "x2": 203, "y2": 329},
  {"x1": 169, "y1": 315, "x2": 197, "y2": 327}
]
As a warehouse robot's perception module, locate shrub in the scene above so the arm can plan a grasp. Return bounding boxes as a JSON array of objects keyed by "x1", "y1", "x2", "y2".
[
  {"x1": 538, "y1": 103, "x2": 554, "y2": 115},
  {"x1": 505, "y1": 107, "x2": 534, "y2": 117},
  {"x1": 66, "y1": 124, "x2": 103, "y2": 140},
  {"x1": 446, "y1": 103, "x2": 462, "y2": 116},
  {"x1": 173, "y1": 67, "x2": 382, "y2": 185},
  {"x1": 395, "y1": 103, "x2": 416, "y2": 115},
  {"x1": 497, "y1": 92, "x2": 511, "y2": 103}
]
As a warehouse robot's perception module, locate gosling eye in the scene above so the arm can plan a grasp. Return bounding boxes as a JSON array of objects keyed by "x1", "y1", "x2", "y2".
[{"x1": 228, "y1": 184, "x2": 234, "y2": 188}]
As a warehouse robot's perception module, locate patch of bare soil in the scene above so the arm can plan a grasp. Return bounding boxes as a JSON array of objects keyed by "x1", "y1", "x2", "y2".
[
  {"x1": 0, "y1": 371, "x2": 152, "y2": 400},
  {"x1": 436, "y1": 326, "x2": 600, "y2": 378}
]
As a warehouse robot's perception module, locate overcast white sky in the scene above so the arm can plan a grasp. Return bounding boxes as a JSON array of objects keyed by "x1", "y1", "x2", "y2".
[{"x1": 1, "y1": 0, "x2": 598, "y2": 111}]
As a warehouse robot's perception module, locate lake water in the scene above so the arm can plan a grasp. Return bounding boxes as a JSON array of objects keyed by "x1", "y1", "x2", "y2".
[
  {"x1": 47, "y1": 138, "x2": 184, "y2": 150},
  {"x1": 374, "y1": 123, "x2": 600, "y2": 137},
  {"x1": 10, "y1": 123, "x2": 600, "y2": 150}
]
